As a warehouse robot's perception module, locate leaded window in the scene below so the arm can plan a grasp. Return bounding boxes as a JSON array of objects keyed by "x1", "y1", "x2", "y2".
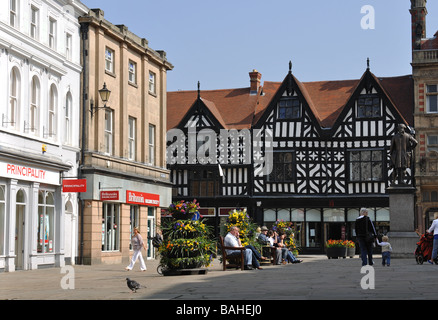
[
  {"x1": 278, "y1": 98, "x2": 300, "y2": 120},
  {"x1": 357, "y1": 95, "x2": 381, "y2": 118},
  {"x1": 268, "y1": 151, "x2": 294, "y2": 182},
  {"x1": 190, "y1": 169, "x2": 219, "y2": 197},
  {"x1": 349, "y1": 149, "x2": 383, "y2": 181}
]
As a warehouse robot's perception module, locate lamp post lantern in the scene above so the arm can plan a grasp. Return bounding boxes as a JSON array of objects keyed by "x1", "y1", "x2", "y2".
[{"x1": 90, "y1": 82, "x2": 111, "y2": 116}]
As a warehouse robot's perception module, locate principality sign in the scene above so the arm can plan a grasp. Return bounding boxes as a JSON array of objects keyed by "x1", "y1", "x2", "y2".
[
  {"x1": 0, "y1": 160, "x2": 59, "y2": 185},
  {"x1": 62, "y1": 179, "x2": 87, "y2": 192},
  {"x1": 126, "y1": 190, "x2": 160, "y2": 207}
]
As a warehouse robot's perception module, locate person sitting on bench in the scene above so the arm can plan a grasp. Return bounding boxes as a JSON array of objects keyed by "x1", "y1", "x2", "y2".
[{"x1": 224, "y1": 226, "x2": 262, "y2": 270}]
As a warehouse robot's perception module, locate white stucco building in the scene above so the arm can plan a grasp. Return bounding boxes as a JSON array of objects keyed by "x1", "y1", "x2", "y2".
[{"x1": 0, "y1": 0, "x2": 88, "y2": 271}]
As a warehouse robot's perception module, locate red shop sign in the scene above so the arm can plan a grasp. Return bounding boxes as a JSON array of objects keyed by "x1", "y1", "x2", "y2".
[
  {"x1": 100, "y1": 191, "x2": 119, "y2": 201},
  {"x1": 62, "y1": 179, "x2": 87, "y2": 193},
  {"x1": 126, "y1": 190, "x2": 160, "y2": 207}
]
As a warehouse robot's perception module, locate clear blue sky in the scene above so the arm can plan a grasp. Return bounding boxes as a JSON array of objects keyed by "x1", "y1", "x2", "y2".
[{"x1": 82, "y1": 0, "x2": 438, "y2": 92}]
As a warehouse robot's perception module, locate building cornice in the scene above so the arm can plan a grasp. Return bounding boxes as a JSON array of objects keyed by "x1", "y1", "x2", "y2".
[{"x1": 79, "y1": 10, "x2": 173, "y2": 71}]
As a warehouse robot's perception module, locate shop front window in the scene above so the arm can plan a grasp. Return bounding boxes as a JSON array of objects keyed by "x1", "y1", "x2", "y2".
[
  {"x1": 129, "y1": 205, "x2": 139, "y2": 250},
  {"x1": 306, "y1": 209, "x2": 321, "y2": 248},
  {"x1": 291, "y1": 208, "x2": 304, "y2": 249},
  {"x1": 102, "y1": 203, "x2": 120, "y2": 251},
  {"x1": 37, "y1": 191, "x2": 55, "y2": 253},
  {"x1": 375, "y1": 207, "x2": 390, "y2": 236},
  {"x1": 0, "y1": 185, "x2": 5, "y2": 256}
]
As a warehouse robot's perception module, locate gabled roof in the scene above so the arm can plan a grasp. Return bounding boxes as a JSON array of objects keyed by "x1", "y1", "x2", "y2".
[
  {"x1": 167, "y1": 87, "x2": 260, "y2": 130},
  {"x1": 167, "y1": 70, "x2": 414, "y2": 132},
  {"x1": 377, "y1": 75, "x2": 414, "y2": 125},
  {"x1": 252, "y1": 77, "x2": 360, "y2": 128}
]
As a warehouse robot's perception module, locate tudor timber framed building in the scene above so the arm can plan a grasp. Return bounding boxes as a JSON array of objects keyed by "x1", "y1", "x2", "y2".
[{"x1": 167, "y1": 64, "x2": 414, "y2": 253}]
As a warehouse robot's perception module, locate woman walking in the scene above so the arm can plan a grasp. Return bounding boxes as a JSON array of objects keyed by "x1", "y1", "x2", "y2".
[
  {"x1": 125, "y1": 227, "x2": 147, "y2": 271},
  {"x1": 427, "y1": 212, "x2": 438, "y2": 265}
]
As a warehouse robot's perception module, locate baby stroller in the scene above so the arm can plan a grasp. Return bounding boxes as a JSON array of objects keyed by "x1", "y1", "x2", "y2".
[{"x1": 415, "y1": 232, "x2": 435, "y2": 264}]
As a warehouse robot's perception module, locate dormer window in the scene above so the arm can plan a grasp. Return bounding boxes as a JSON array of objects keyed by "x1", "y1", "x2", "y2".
[
  {"x1": 357, "y1": 94, "x2": 381, "y2": 118},
  {"x1": 278, "y1": 97, "x2": 300, "y2": 120}
]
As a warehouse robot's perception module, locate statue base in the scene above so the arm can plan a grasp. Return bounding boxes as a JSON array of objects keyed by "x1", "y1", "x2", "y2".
[
  {"x1": 386, "y1": 231, "x2": 419, "y2": 258},
  {"x1": 387, "y1": 185, "x2": 418, "y2": 258}
]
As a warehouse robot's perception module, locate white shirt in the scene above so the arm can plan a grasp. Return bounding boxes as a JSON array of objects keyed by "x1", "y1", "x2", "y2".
[
  {"x1": 224, "y1": 232, "x2": 241, "y2": 255},
  {"x1": 376, "y1": 240, "x2": 392, "y2": 252},
  {"x1": 268, "y1": 237, "x2": 274, "y2": 246},
  {"x1": 428, "y1": 219, "x2": 438, "y2": 235}
]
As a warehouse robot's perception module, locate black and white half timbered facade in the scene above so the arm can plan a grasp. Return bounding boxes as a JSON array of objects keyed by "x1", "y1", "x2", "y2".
[{"x1": 167, "y1": 65, "x2": 414, "y2": 253}]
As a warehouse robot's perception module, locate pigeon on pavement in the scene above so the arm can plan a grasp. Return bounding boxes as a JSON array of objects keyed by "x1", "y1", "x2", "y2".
[{"x1": 126, "y1": 278, "x2": 146, "y2": 293}]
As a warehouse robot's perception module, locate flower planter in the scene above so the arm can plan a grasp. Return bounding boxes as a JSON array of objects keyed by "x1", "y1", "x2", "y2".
[
  {"x1": 326, "y1": 247, "x2": 347, "y2": 259},
  {"x1": 172, "y1": 212, "x2": 196, "y2": 221},
  {"x1": 347, "y1": 247, "x2": 356, "y2": 258},
  {"x1": 160, "y1": 200, "x2": 215, "y2": 276}
]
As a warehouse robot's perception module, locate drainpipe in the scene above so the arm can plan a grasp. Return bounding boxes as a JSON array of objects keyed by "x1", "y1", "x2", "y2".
[{"x1": 78, "y1": 21, "x2": 89, "y2": 265}]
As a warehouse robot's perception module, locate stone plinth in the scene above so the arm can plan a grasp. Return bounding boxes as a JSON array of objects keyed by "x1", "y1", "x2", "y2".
[{"x1": 387, "y1": 185, "x2": 418, "y2": 258}]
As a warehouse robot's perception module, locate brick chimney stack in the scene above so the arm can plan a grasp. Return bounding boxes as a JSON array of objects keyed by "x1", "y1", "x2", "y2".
[
  {"x1": 249, "y1": 69, "x2": 261, "y2": 95},
  {"x1": 410, "y1": 0, "x2": 427, "y2": 50}
]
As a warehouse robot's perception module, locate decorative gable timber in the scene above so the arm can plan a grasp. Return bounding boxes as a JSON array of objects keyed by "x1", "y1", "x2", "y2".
[
  {"x1": 177, "y1": 97, "x2": 226, "y2": 130},
  {"x1": 253, "y1": 68, "x2": 412, "y2": 139},
  {"x1": 253, "y1": 71, "x2": 323, "y2": 139},
  {"x1": 331, "y1": 69, "x2": 410, "y2": 140}
]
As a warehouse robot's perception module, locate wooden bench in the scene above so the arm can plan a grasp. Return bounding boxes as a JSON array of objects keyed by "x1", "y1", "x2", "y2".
[
  {"x1": 261, "y1": 245, "x2": 278, "y2": 265},
  {"x1": 219, "y1": 236, "x2": 245, "y2": 271}
]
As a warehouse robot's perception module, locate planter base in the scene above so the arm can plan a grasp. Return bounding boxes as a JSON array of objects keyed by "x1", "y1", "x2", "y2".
[
  {"x1": 162, "y1": 268, "x2": 208, "y2": 276},
  {"x1": 326, "y1": 247, "x2": 347, "y2": 259}
]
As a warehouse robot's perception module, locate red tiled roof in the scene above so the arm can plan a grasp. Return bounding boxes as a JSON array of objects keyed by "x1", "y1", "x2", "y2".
[
  {"x1": 377, "y1": 75, "x2": 414, "y2": 125},
  {"x1": 421, "y1": 31, "x2": 438, "y2": 49},
  {"x1": 167, "y1": 87, "x2": 259, "y2": 130},
  {"x1": 167, "y1": 72, "x2": 413, "y2": 131}
]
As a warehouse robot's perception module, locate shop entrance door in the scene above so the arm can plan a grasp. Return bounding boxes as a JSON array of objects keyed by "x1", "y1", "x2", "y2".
[
  {"x1": 15, "y1": 203, "x2": 25, "y2": 270},
  {"x1": 147, "y1": 207, "x2": 155, "y2": 259},
  {"x1": 324, "y1": 223, "x2": 345, "y2": 242}
]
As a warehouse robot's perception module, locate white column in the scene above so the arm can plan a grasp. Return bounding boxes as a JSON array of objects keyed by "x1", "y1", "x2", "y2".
[{"x1": 5, "y1": 179, "x2": 18, "y2": 272}]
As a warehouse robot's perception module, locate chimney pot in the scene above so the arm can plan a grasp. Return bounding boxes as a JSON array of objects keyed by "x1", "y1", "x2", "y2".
[{"x1": 249, "y1": 70, "x2": 261, "y2": 95}]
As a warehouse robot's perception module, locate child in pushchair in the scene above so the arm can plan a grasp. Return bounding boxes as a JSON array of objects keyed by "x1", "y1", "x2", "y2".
[{"x1": 415, "y1": 232, "x2": 435, "y2": 264}]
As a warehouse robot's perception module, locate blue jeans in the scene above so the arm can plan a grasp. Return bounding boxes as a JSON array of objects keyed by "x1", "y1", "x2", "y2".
[
  {"x1": 358, "y1": 237, "x2": 374, "y2": 266},
  {"x1": 432, "y1": 235, "x2": 438, "y2": 261},
  {"x1": 245, "y1": 245, "x2": 261, "y2": 268},
  {"x1": 285, "y1": 250, "x2": 299, "y2": 263},
  {"x1": 382, "y1": 251, "x2": 391, "y2": 266}
]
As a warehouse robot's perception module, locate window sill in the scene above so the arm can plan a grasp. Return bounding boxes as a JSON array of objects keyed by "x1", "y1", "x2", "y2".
[{"x1": 105, "y1": 70, "x2": 116, "y2": 78}]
